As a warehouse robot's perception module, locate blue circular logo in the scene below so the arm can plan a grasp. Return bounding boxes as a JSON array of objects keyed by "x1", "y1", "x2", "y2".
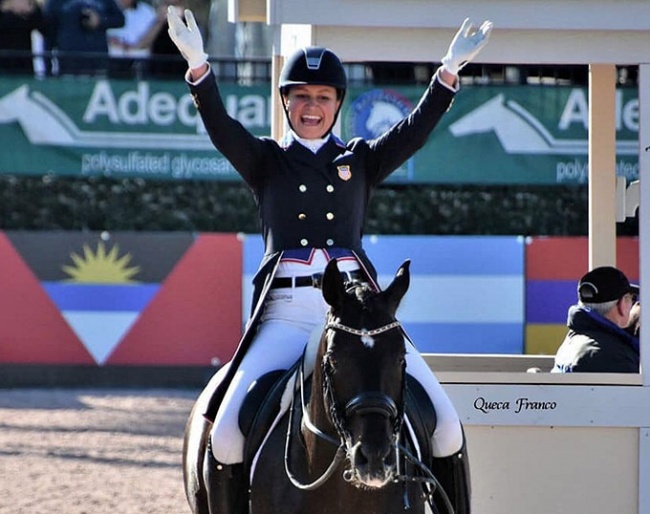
[{"x1": 343, "y1": 89, "x2": 413, "y2": 140}]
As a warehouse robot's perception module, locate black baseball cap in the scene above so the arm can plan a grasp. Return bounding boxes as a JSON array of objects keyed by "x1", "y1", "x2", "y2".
[{"x1": 578, "y1": 266, "x2": 639, "y2": 303}]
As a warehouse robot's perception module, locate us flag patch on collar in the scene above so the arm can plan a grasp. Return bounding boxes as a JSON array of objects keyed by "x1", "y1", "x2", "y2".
[{"x1": 337, "y1": 165, "x2": 352, "y2": 181}]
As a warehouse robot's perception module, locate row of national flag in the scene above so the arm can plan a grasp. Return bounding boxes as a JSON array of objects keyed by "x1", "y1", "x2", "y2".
[{"x1": 0, "y1": 231, "x2": 639, "y2": 365}]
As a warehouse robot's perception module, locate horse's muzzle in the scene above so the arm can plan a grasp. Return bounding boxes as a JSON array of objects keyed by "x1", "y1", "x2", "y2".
[
  {"x1": 346, "y1": 441, "x2": 396, "y2": 489},
  {"x1": 341, "y1": 392, "x2": 400, "y2": 488}
]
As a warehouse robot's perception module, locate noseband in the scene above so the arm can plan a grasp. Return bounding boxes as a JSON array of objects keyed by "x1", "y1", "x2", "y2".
[{"x1": 322, "y1": 320, "x2": 405, "y2": 442}]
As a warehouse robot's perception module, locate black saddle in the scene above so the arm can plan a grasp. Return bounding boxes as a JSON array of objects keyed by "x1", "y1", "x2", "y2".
[
  {"x1": 239, "y1": 363, "x2": 298, "y2": 474},
  {"x1": 404, "y1": 374, "x2": 437, "y2": 466}
]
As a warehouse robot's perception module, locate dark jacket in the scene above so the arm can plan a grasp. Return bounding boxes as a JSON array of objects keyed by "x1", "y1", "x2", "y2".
[
  {"x1": 188, "y1": 69, "x2": 455, "y2": 418},
  {"x1": 44, "y1": 0, "x2": 124, "y2": 74},
  {"x1": 0, "y1": 6, "x2": 47, "y2": 74},
  {"x1": 190, "y1": 70, "x2": 453, "y2": 303},
  {"x1": 552, "y1": 305, "x2": 640, "y2": 373}
]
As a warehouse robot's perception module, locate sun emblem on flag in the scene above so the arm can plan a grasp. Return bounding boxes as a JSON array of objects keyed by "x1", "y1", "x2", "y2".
[{"x1": 62, "y1": 242, "x2": 140, "y2": 283}]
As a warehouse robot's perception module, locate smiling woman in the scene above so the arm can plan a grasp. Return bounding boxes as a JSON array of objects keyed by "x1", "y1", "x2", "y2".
[
  {"x1": 277, "y1": 47, "x2": 347, "y2": 139},
  {"x1": 167, "y1": 8, "x2": 492, "y2": 514},
  {"x1": 282, "y1": 85, "x2": 342, "y2": 140}
]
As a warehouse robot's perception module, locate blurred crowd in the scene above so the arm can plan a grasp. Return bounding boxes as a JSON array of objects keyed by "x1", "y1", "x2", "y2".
[{"x1": 0, "y1": 0, "x2": 267, "y2": 78}]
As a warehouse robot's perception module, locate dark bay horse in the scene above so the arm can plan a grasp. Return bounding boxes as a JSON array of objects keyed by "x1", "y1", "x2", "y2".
[{"x1": 183, "y1": 259, "x2": 457, "y2": 514}]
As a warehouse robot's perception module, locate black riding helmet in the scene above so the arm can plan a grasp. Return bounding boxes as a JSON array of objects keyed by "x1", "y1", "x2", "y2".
[{"x1": 279, "y1": 47, "x2": 347, "y2": 136}]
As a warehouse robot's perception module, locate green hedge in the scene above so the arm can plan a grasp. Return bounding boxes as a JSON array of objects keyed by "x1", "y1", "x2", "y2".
[{"x1": 0, "y1": 175, "x2": 638, "y2": 236}]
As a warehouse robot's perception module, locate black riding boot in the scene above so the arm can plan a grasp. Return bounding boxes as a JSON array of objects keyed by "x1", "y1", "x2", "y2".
[
  {"x1": 203, "y1": 449, "x2": 248, "y2": 514},
  {"x1": 428, "y1": 439, "x2": 471, "y2": 514}
]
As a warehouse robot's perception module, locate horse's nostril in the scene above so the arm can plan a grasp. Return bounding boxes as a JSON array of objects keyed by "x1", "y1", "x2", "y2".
[{"x1": 356, "y1": 443, "x2": 392, "y2": 468}]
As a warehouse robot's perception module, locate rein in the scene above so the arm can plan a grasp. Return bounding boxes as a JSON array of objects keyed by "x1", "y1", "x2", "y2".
[
  {"x1": 395, "y1": 442, "x2": 457, "y2": 514},
  {"x1": 284, "y1": 351, "x2": 346, "y2": 491}
]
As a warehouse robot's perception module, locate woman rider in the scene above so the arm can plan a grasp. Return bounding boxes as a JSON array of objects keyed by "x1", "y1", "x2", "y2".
[{"x1": 168, "y1": 9, "x2": 491, "y2": 513}]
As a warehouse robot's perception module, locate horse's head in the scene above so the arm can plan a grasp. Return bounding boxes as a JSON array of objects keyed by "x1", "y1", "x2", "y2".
[{"x1": 317, "y1": 259, "x2": 410, "y2": 489}]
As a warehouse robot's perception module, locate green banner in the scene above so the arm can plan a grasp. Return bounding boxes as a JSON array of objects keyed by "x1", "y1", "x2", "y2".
[
  {"x1": 342, "y1": 84, "x2": 638, "y2": 185},
  {"x1": 0, "y1": 76, "x2": 267, "y2": 180},
  {"x1": 0, "y1": 76, "x2": 638, "y2": 184}
]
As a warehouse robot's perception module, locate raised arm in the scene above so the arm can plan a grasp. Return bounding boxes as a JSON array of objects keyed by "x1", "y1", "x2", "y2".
[
  {"x1": 166, "y1": 6, "x2": 209, "y2": 81},
  {"x1": 439, "y1": 18, "x2": 493, "y2": 87},
  {"x1": 364, "y1": 18, "x2": 493, "y2": 183}
]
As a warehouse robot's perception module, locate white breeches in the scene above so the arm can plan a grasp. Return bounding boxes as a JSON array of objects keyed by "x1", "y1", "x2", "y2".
[{"x1": 211, "y1": 264, "x2": 463, "y2": 464}]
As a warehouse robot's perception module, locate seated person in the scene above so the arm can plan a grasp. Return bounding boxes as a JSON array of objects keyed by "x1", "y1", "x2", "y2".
[
  {"x1": 624, "y1": 301, "x2": 640, "y2": 338},
  {"x1": 552, "y1": 266, "x2": 639, "y2": 373}
]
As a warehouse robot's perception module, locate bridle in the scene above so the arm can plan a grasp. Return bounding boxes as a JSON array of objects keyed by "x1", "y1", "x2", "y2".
[
  {"x1": 322, "y1": 320, "x2": 405, "y2": 445},
  {"x1": 284, "y1": 317, "x2": 405, "y2": 490},
  {"x1": 282, "y1": 318, "x2": 457, "y2": 514}
]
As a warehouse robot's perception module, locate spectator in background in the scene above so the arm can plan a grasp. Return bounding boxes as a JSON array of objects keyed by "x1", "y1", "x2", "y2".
[
  {"x1": 107, "y1": 0, "x2": 156, "y2": 77},
  {"x1": 624, "y1": 301, "x2": 640, "y2": 338},
  {"x1": 552, "y1": 266, "x2": 640, "y2": 373},
  {"x1": 0, "y1": 0, "x2": 46, "y2": 75},
  {"x1": 44, "y1": 0, "x2": 124, "y2": 75}
]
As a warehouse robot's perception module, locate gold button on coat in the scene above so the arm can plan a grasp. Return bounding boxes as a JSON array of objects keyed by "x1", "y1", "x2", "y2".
[
  {"x1": 299, "y1": 185, "x2": 307, "y2": 192},
  {"x1": 326, "y1": 239, "x2": 334, "y2": 246},
  {"x1": 326, "y1": 212, "x2": 334, "y2": 220},
  {"x1": 300, "y1": 239, "x2": 308, "y2": 246},
  {"x1": 326, "y1": 185, "x2": 334, "y2": 193},
  {"x1": 298, "y1": 213, "x2": 307, "y2": 220}
]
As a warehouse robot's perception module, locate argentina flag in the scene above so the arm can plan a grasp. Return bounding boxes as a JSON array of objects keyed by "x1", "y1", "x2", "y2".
[{"x1": 242, "y1": 234, "x2": 525, "y2": 354}]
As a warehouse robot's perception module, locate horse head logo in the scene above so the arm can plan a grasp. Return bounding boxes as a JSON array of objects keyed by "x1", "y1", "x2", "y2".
[
  {"x1": 449, "y1": 94, "x2": 593, "y2": 155},
  {"x1": 0, "y1": 83, "x2": 213, "y2": 150},
  {"x1": 0, "y1": 85, "x2": 30, "y2": 123},
  {"x1": 344, "y1": 89, "x2": 412, "y2": 141},
  {"x1": 365, "y1": 101, "x2": 405, "y2": 138},
  {"x1": 0, "y1": 85, "x2": 77, "y2": 145}
]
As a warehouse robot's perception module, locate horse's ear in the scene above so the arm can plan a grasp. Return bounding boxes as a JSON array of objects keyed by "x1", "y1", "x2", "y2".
[
  {"x1": 322, "y1": 258, "x2": 346, "y2": 308},
  {"x1": 382, "y1": 260, "x2": 410, "y2": 315}
]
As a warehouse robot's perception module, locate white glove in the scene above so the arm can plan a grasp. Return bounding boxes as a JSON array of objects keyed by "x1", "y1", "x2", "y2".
[
  {"x1": 441, "y1": 18, "x2": 493, "y2": 76},
  {"x1": 167, "y1": 7, "x2": 208, "y2": 69}
]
